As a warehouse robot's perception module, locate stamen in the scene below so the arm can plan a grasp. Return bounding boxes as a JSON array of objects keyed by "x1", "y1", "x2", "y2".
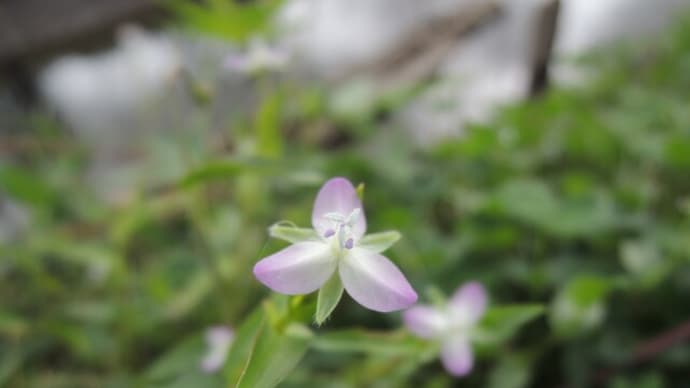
[
  {"x1": 322, "y1": 210, "x2": 359, "y2": 250},
  {"x1": 345, "y1": 208, "x2": 361, "y2": 225}
]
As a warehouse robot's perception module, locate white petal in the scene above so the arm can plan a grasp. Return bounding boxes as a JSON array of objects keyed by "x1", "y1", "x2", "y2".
[
  {"x1": 253, "y1": 242, "x2": 336, "y2": 295},
  {"x1": 200, "y1": 326, "x2": 234, "y2": 373},
  {"x1": 339, "y1": 248, "x2": 417, "y2": 312}
]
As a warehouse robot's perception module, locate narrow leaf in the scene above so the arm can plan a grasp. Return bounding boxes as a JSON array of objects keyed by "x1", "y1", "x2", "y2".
[
  {"x1": 179, "y1": 160, "x2": 261, "y2": 187},
  {"x1": 311, "y1": 329, "x2": 423, "y2": 356},
  {"x1": 357, "y1": 231, "x2": 401, "y2": 253},
  {"x1": 224, "y1": 308, "x2": 265, "y2": 385},
  {"x1": 315, "y1": 274, "x2": 344, "y2": 325},
  {"x1": 475, "y1": 304, "x2": 544, "y2": 348},
  {"x1": 235, "y1": 323, "x2": 312, "y2": 388},
  {"x1": 268, "y1": 223, "x2": 319, "y2": 243}
]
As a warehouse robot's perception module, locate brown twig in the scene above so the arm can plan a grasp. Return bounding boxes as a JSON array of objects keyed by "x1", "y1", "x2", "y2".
[
  {"x1": 336, "y1": 2, "x2": 502, "y2": 93},
  {"x1": 559, "y1": 318, "x2": 690, "y2": 388}
]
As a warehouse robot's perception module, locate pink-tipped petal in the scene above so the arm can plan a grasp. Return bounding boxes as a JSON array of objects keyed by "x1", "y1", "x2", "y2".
[
  {"x1": 450, "y1": 281, "x2": 488, "y2": 323},
  {"x1": 440, "y1": 336, "x2": 474, "y2": 377},
  {"x1": 253, "y1": 242, "x2": 336, "y2": 295},
  {"x1": 339, "y1": 248, "x2": 417, "y2": 312},
  {"x1": 403, "y1": 305, "x2": 447, "y2": 339},
  {"x1": 312, "y1": 177, "x2": 366, "y2": 238}
]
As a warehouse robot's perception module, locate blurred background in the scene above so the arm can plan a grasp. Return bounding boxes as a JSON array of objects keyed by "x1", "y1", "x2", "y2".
[{"x1": 2, "y1": 0, "x2": 690, "y2": 387}]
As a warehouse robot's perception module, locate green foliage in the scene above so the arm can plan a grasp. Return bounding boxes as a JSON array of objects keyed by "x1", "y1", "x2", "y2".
[
  {"x1": 314, "y1": 275, "x2": 344, "y2": 326},
  {"x1": 166, "y1": 0, "x2": 283, "y2": 41},
  {"x1": 357, "y1": 230, "x2": 402, "y2": 253},
  {"x1": 475, "y1": 305, "x2": 545, "y2": 350}
]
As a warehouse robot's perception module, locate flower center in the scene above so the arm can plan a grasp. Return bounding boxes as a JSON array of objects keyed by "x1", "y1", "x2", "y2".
[
  {"x1": 444, "y1": 305, "x2": 475, "y2": 337},
  {"x1": 322, "y1": 208, "x2": 360, "y2": 250}
]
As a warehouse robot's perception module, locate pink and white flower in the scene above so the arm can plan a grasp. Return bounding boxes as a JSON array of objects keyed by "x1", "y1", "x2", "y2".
[
  {"x1": 253, "y1": 177, "x2": 417, "y2": 313},
  {"x1": 403, "y1": 282, "x2": 488, "y2": 377}
]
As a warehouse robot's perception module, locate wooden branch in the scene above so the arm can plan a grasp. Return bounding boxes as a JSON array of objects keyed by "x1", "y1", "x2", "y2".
[
  {"x1": 337, "y1": 2, "x2": 501, "y2": 93},
  {"x1": 529, "y1": 0, "x2": 560, "y2": 96},
  {"x1": 557, "y1": 317, "x2": 690, "y2": 388},
  {"x1": 0, "y1": 0, "x2": 163, "y2": 66}
]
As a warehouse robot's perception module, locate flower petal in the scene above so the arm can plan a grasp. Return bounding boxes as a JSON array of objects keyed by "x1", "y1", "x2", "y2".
[
  {"x1": 339, "y1": 248, "x2": 417, "y2": 312},
  {"x1": 403, "y1": 305, "x2": 447, "y2": 338},
  {"x1": 450, "y1": 281, "x2": 488, "y2": 323},
  {"x1": 440, "y1": 336, "x2": 474, "y2": 377},
  {"x1": 253, "y1": 242, "x2": 336, "y2": 295},
  {"x1": 312, "y1": 177, "x2": 366, "y2": 238}
]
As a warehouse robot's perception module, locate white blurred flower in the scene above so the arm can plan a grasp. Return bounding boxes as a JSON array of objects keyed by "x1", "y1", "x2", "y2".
[
  {"x1": 200, "y1": 325, "x2": 234, "y2": 373},
  {"x1": 223, "y1": 38, "x2": 289, "y2": 74}
]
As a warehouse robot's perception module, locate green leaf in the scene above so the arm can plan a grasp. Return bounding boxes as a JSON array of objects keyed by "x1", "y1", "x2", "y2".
[
  {"x1": 550, "y1": 275, "x2": 613, "y2": 338},
  {"x1": 620, "y1": 239, "x2": 668, "y2": 287},
  {"x1": 224, "y1": 308, "x2": 265, "y2": 385},
  {"x1": 357, "y1": 230, "x2": 401, "y2": 253},
  {"x1": 488, "y1": 354, "x2": 532, "y2": 388},
  {"x1": 475, "y1": 304, "x2": 544, "y2": 348},
  {"x1": 0, "y1": 165, "x2": 55, "y2": 206},
  {"x1": 494, "y1": 179, "x2": 617, "y2": 238},
  {"x1": 179, "y1": 159, "x2": 266, "y2": 187},
  {"x1": 311, "y1": 329, "x2": 423, "y2": 356},
  {"x1": 166, "y1": 0, "x2": 282, "y2": 42},
  {"x1": 0, "y1": 344, "x2": 32, "y2": 386},
  {"x1": 146, "y1": 334, "x2": 206, "y2": 383},
  {"x1": 314, "y1": 274, "x2": 344, "y2": 325},
  {"x1": 256, "y1": 91, "x2": 283, "y2": 159},
  {"x1": 268, "y1": 223, "x2": 319, "y2": 243},
  {"x1": 235, "y1": 323, "x2": 312, "y2": 388}
]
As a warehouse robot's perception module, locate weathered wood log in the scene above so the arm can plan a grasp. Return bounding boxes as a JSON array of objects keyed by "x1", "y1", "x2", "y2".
[
  {"x1": 0, "y1": 0, "x2": 163, "y2": 66},
  {"x1": 338, "y1": 2, "x2": 502, "y2": 93},
  {"x1": 529, "y1": 0, "x2": 560, "y2": 96}
]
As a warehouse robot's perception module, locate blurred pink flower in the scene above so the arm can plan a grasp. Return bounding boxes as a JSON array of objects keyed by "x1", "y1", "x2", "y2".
[
  {"x1": 200, "y1": 325, "x2": 234, "y2": 373},
  {"x1": 253, "y1": 177, "x2": 417, "y2": 313},
  {"x1": 223, "y1": 38, "x2": 289, "y2": 74},
  {"x1": 403, "y1": 282, "x2": 488, "y2": 377}
]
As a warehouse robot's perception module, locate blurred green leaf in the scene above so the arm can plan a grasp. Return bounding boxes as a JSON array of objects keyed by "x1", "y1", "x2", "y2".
[
  {"x1": 166, "y1": 0, "x2": 282, "y2": 41},
  {"x1": 179, "y1": 159, "x2": 267, "y2": 187},
  {"x1": 268, "y1": 223, "x2": 319, "y2": 243},
  {"x1": 146, "y1": 333, "x2": 206, "y2": 383},
  {"x1": 312, "y1": 329, "x2": 424, "y2": 356},
  {"x1": 256, "y1": 91, "x2": 283, "y2": 159},
  {"x1": 475, "y1": 305, "x2": 544, "y2": 348},
  {"x1": 224, "y1": 307, "x2": 264, "y2": 384},
  {"x1": 620, "y1": 239, "x2": 668, "y2": 287},
  {"x1": 235, "y1": 323, "x2": 311, "y2": 388},
  {"x1": 488, "y1": 354, "x2": 532, "y2": 388},
  {"x1": 550, "y1": 275, "x2": 613, "y2": 338},
  {"x1": 0, "y1": 165, "x2": 55, "y2": 207}
]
